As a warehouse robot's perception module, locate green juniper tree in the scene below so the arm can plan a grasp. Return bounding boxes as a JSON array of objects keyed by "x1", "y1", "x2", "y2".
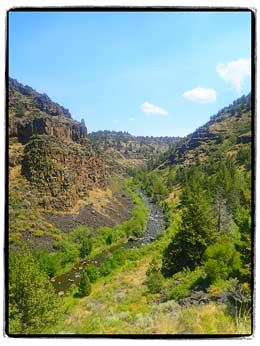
[
  {"x1": 78, "y1": 269, "x2": 92, "y2": 297},
  {"x1": 8, "y1": 250, "x2": 61, "y2": 334},
  {"x1": 162, "y1": 169, "x2": 217, "y2": 276}
]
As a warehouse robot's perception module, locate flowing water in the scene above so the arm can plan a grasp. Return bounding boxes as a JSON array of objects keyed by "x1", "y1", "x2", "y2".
[{"x1": 52, "y1": 189, "x2": 165, "y2": 293}]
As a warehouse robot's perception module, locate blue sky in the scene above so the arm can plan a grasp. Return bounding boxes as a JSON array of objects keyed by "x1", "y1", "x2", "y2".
[{"x1": 9, "y1": 11, "x2": 252, "y2": 137}]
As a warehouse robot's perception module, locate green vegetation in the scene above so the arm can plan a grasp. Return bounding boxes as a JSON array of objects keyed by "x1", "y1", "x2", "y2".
[
  {"x1": 89, "y1": 130, "x2": 180, "y2": 168},
  {"x1": 79, "y1": 238, "x2": 93, "y2": 258},
  {"x1": 9, "y1": 191, "x2": 62, "y2": 247},
  {"x1": 137, "y1": 169, "x2": 168, "y2": 202},
  {"x1": 204, "y1": 241, "x2": 241, "y2": 283},
  {"x1": 78, "y1": 270, "x2": 92, "y2": 297},
  {"x1": 162, "y1": 167, "x2": 217, "y2": 275},
  {"x1": 8, "y1": 85, "x2": 252, "y2": 335},
  {"x1": 83, "y1": 264, "x2": 99, "y2": 283},
  {"x1": 145, "y1": 259, "x2": 164, "y2": 294},
  {"x1": 8, "y1": 249, "x2": 62, "y2": 334}
]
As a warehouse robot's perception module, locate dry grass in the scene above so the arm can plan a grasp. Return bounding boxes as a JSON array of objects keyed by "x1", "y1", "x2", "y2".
[
  {"x1": 87, "y1": 188, "x2": 113, "y2": 212},
  {"x1": 176, "y1": 303, "x2": 251, "y2": 334},
  {"x1": 49, "y1": 250, "x2": 252, "y2": 335},
  {"x1": 117, "y1": 158, "x2": 146, "y2": 168}
]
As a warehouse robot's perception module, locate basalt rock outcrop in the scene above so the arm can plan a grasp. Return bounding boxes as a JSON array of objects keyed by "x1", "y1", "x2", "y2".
[
  {"x1": 9, "y1": 77, "x2": 106, "y2": 211},
  {"x1": 17, "y1": 116, "x2": 88, "y2": 144},
  {"x1": 21, "y1": 136, "x2": 106, "y2": 210}
]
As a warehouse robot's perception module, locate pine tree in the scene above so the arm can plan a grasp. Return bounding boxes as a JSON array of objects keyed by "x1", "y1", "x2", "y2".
[
  {"x1": 8, "y1": 250, "x2": 61, "y2": 334},
  {"x1": 162, "y1": 172, "x2": 216, "y2": 276}
]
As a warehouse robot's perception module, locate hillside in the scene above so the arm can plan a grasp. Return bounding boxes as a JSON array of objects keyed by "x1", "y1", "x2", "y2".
[
  {"x1": 7, "y1": 83, "x2": 253, "y2": 336},
  {"x1": 8, "y1": 78, "x2": 108, "y2": 210},
  {"x1": 164, "y1": 93, "x2": 251, "y2": 167},
  {"x1": 89, "y1": 130, "x2": 181, "y2": 169},
  {"x1": 8, "y1": 78, "x2": 136, "y2": 252},
  {"x1": 131, "y1": 92, "x2": 252, "y2": 334}
]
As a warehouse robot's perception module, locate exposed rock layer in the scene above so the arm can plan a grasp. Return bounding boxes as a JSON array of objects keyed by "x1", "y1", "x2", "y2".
[{"x1": 9, "y1": 77, "x2": 106, "y2": 211}]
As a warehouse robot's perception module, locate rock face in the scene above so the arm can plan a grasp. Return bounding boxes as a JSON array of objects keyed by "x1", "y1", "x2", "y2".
[
  {"x1": 17, "y1": 116, "x2": 88, "y2": 144},
  {"x1": 9, "y1": 77, "x2": 106, "y2": 211},
  {"x1": 9, "y1": 78, "x2": 88, "y2": 144},
  {"x1": 21, "y1": 136, "x2": 106, "y2": 210}
]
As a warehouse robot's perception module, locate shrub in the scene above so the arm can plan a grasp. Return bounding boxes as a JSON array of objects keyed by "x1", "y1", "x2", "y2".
[
  {"x1": 165, "y1": 268, "x2": 205, "y2": 301},
  {"x1": 100, "y1": 261, "x2": 112, "y2": 276},
  {"x1": 168, "y1": 283, "x2": 190, "y2": 300},
  {"x1": 78, "y1": 270, "x2": 92, "y2": 297},
  {"x1": 84, "y1": 264, "x2": 99, "y2": 283},
  {"x1": 70, "y1": 226, "x2": 91, "y2": 243},
  {"x1": 56, "y1": 237, "x2": 79, "y2": 266},
  {"x1": 15, "y1": 104, "x2": 26, "y2": 118},
  {"x1": 79, "y1": 239, "x2": 92, "y2": 259},
  {"x1": 207, "y1": 279, "x2": 231, "y2": 297},
  {"x1": 146, "y1": 271, "x2": 164, "y2": 294},
  {"x1": 204, "y1": 241, "x2": 241, "y2": 283},
  {"x1": 106, "y1": 233, "x2": 113, "y2": 245},
  {"x1": 112, "y1": 249, "x2": 126, "y2": 266},
  {"x1": 145, "y1": 258, "x2": 164, "y2": 294},
  {"x1": 33, "y1": 249, "x2": 61, "y2": 278}
]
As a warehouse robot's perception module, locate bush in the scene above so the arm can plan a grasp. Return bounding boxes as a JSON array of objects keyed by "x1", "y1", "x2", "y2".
[
  {"x1": 165, "y1": 268, "x2": 205, "y2": 301},
  {"x1": 79, "y1": 239, "x2": 92, "y2": 259},
  {"x1": 78, "y1": 270, "x2": 92, "y2": 297},
  {"x1": 168, "y1": 282, "x2": 190, "y2": 300},
  {"x1": 84, "y1": 264, "x2": 99, "y2": 283},
  {"x1": 70, "y1": 226, "x2": 91, "y2": 243},
  {"x1": 112, "y1": 249, "x2": 126, "y2": 266},
  {"x1": 33, "y1": 249, "x2": 61, "y2": 278},
  {"x1": 15, "y1": 104, "x2": 26, "y2": 118},
  {"x1": 106, "y1": 233, "x2": 113, "y2": 245},
  {"x1": 56, "y1": 237, "x2": 79, "y2": 265},
  {"x1": 204, "y1": 241, "x2": 241, "y2": 283},
  {"x1": 146, "y1": 272, "x2": 164, "y2": 294},
  {"x1": 100, "y1": 261, "x2": 112, "y2": 276},
  {"x1": 145, "y1": 258, "x2": 164, "y2": 294}
]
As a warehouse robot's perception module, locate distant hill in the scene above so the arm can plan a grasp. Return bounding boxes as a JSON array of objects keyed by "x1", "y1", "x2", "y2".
[
  {"x1": 89, "y1": 130, "x2": 182, "y2": 169},
  {"x1": 164, "y1": 93, "x2": 252, "y2": 167}
]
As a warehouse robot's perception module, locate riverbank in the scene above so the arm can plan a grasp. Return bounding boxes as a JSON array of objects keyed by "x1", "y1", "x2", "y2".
[
  {"x1": 46, "y1": 215, "x2": 249, "y2": 335},
  {"x1": 51, "y1": 183, "x2": 165, "y2": 294}
]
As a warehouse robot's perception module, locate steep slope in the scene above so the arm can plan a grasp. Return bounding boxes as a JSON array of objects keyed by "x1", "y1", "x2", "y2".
[
  {"x1": 165, "y1": 93, "x2": 252, "y2": 166},
  {"x1": 128, "y1": 93, "x2": 253, "y2": 336},
  {"x1": 9, "y1": 77, "x2": 106, "y2": 211}
]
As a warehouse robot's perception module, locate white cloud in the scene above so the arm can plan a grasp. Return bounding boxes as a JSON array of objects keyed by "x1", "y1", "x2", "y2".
[
  {"x1": 216, "y1": 58, "x2": 251, "y2": 95},
  {"x1": 182, "y1": 87, "x2": 217, "y2": 103},
  {"x1": 140, "y1": 102, "x2": 168, "y2": 116},
  {"x1": 128, "y1": 117, "x2": 135, "y2": 121}
]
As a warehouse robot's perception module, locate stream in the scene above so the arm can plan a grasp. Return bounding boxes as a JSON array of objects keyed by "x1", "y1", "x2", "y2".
[{"x1": 52, "y1": 189, "x2": 165, "y2": 294}]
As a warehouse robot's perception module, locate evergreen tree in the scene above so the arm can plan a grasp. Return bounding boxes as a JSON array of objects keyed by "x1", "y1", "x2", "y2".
[
  {"x1": 79, "y1": 238, "x2": 92, "y2": 259},
  {"x1": 162, "y1": 172, "x2": 216, "y2": 276},
  {"x1": 8, "y1": 250, "x2": 61, "y2": 334},
  {"x1": 78, "y1": 270, "x2": 92, "y2": 297},
  {"x1": 213, "y1": 193, "x2": 235, "y2": 235}
]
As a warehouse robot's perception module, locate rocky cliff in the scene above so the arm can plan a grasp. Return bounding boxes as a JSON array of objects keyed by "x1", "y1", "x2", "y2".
[
  {"x1": 9, "y1": 78, "x2": 88, "y2": 143},
  {"x1": 9, "y1": 77, "x2": 106, "y2": 211}
]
